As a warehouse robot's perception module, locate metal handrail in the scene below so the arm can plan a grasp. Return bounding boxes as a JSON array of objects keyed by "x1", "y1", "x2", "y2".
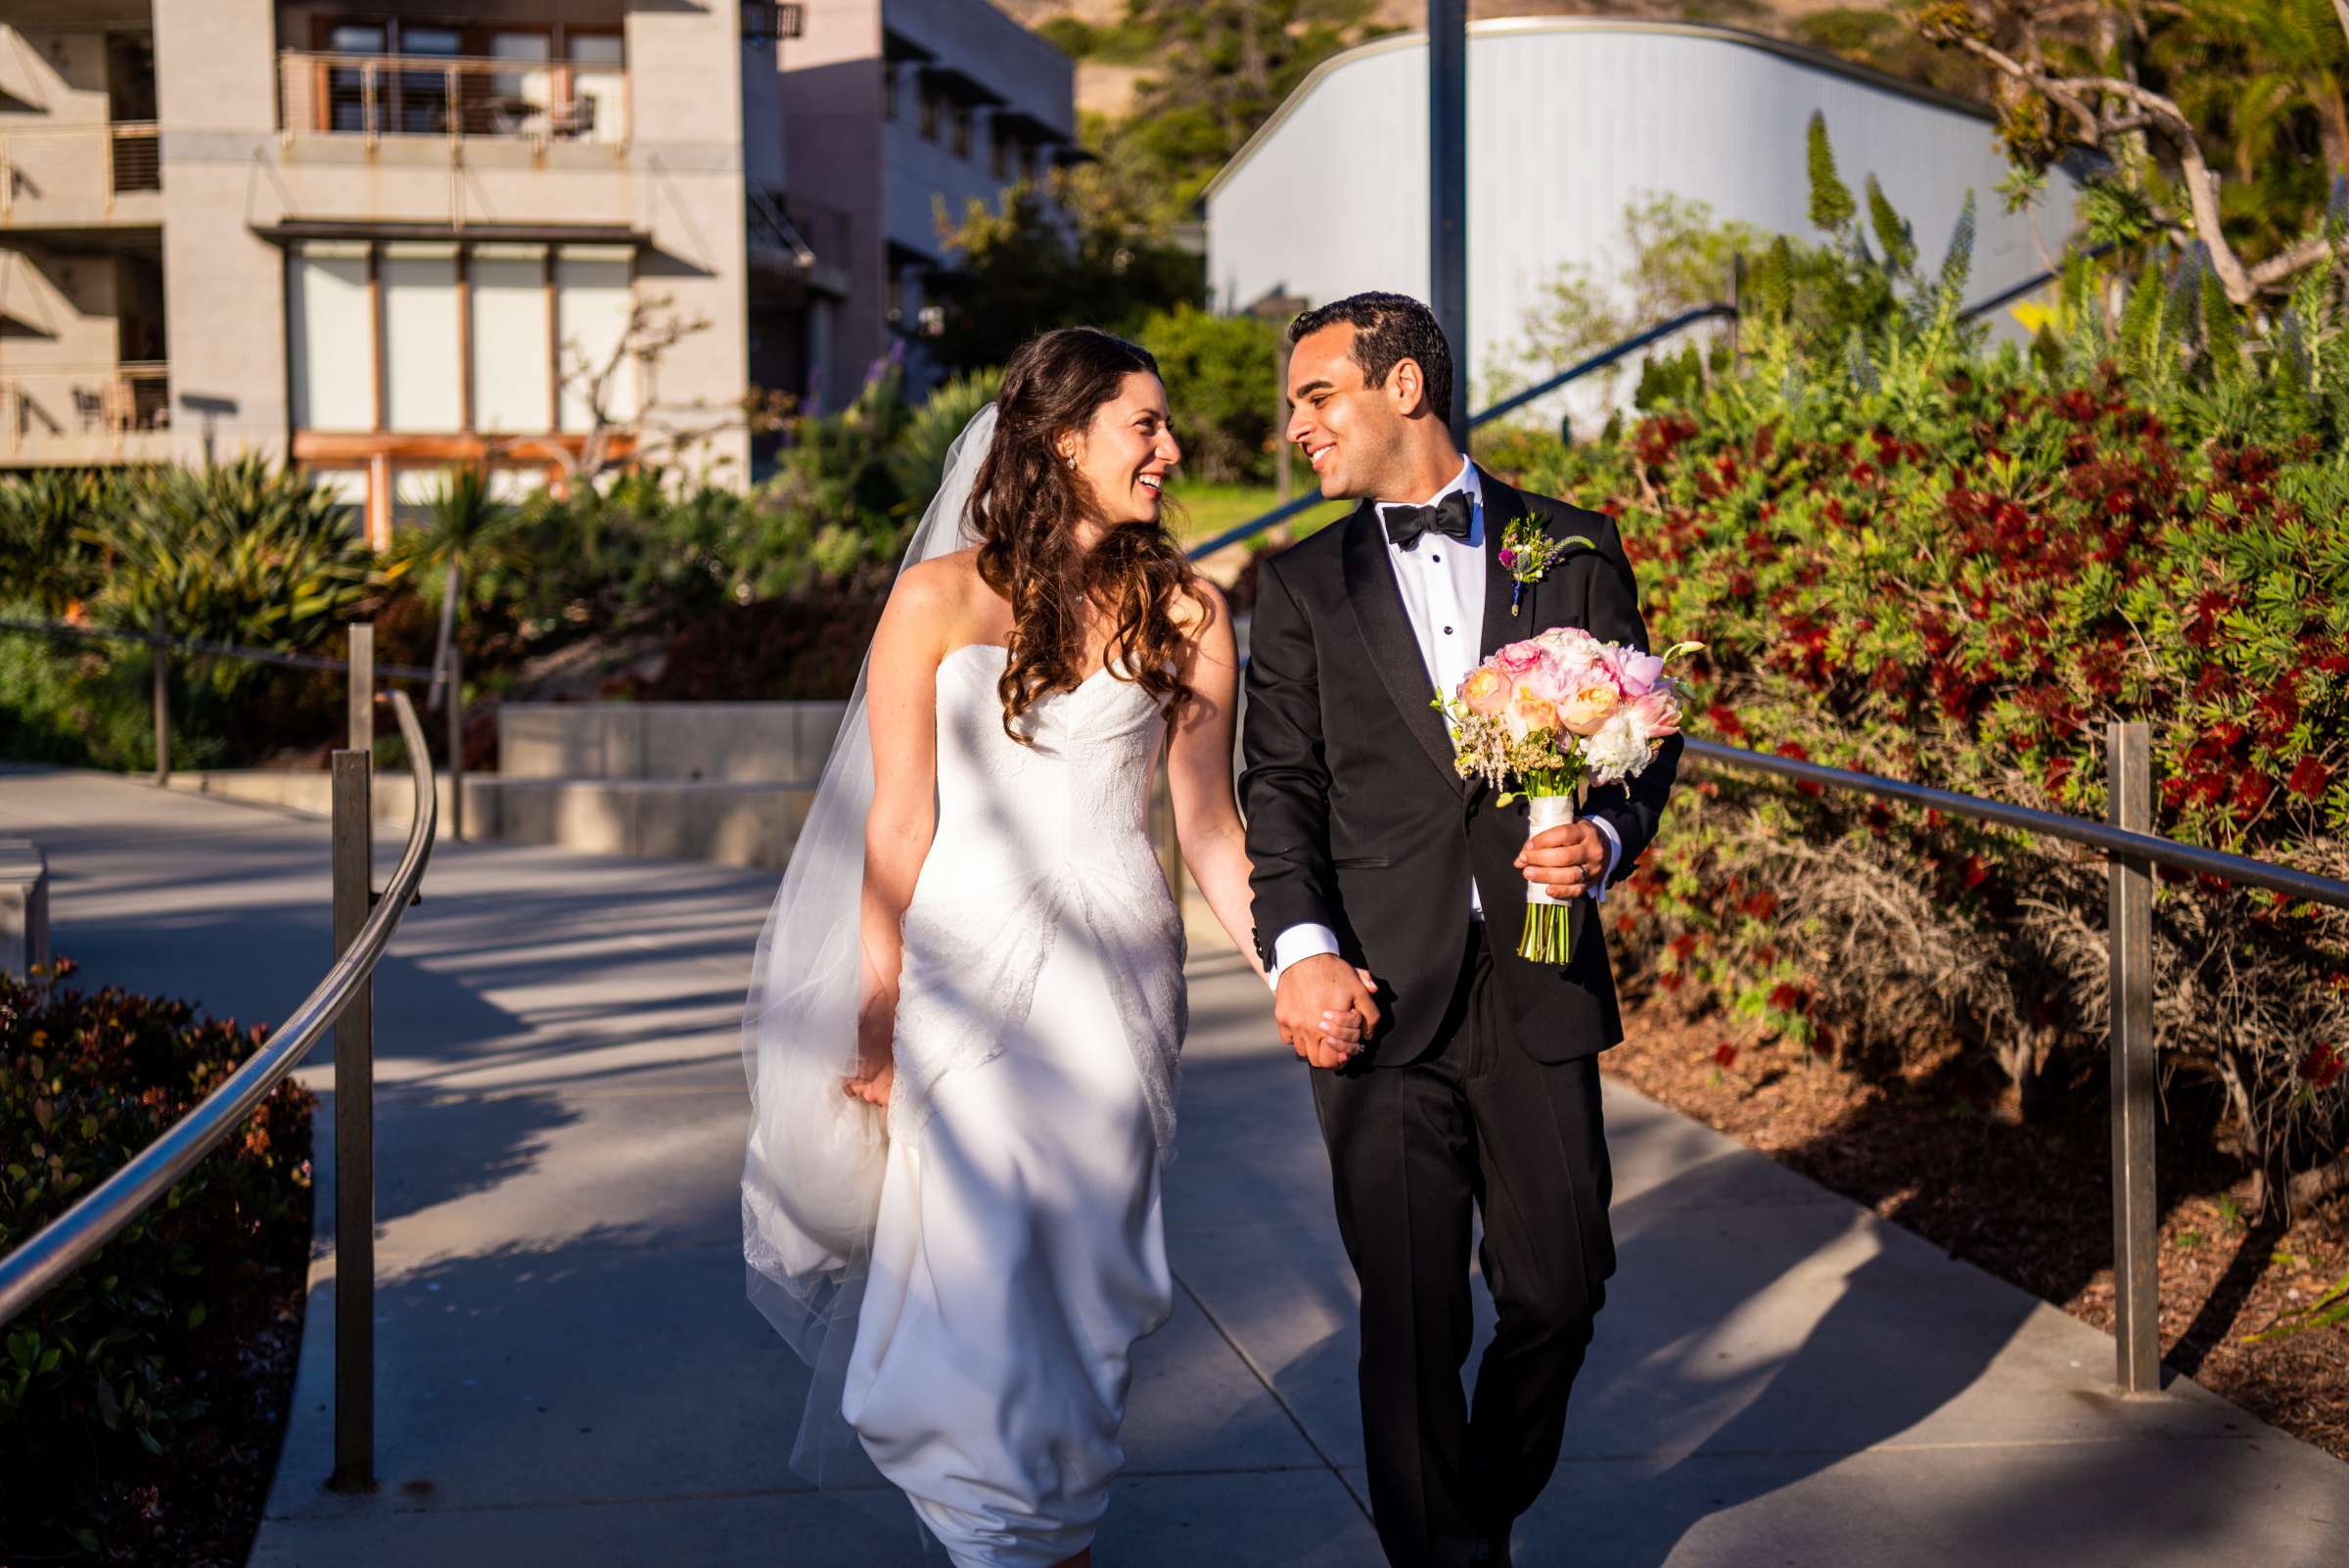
[
  {"x1": 0, "y1": 615, "x2": 439, "y2": 682},
  {"x1": 1680, "y1": 737, "x2": 2349, "y2": 911},
  {"x1": 1469, "y1": 302, "x2": 1741, "y2": 433},
  {"x1": 0, "y1": 689, "x2": 438, "y2": 1327},
  {"x1": 1188, "y1": 256, "x2": 2082, "y2": 565}
]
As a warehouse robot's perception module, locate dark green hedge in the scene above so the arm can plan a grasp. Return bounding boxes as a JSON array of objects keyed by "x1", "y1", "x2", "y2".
[{"x1": 0, "y1": 963, "x2": 313, "y2": 1559}]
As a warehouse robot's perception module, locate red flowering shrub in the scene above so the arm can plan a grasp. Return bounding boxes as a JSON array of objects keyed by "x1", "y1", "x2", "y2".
[
  {"x1": 0, "y1": 963, "x2": 313, "y2": 1559},
  {"x1": 1496, "y1": 347, "x2": 2349, "y2": 1198}
]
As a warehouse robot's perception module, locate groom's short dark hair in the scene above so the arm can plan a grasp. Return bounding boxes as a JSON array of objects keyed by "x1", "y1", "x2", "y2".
[{"x1": 1287, "y1": 292, "x2": 1453, "y2": 423}]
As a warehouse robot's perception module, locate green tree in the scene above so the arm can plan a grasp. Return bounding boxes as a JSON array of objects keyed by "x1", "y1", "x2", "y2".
[
  {"x1": 1133, "y1": 304, "x2": 1283, "y2": 483},
  {"x1": 1060, "y1": 0, "x2": 1393, "y2": 234},
  {"x1": 2150, "y1": 0, "x2": 2349, "y2": 257},
  {"x1": 927, "y1": 181, "x2": 1198, "y2": 372}
]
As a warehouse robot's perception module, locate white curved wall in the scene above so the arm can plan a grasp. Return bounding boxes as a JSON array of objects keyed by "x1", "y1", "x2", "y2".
[{"x1": 1205, "y1": 21, "x2": 2079, "y2": 426}]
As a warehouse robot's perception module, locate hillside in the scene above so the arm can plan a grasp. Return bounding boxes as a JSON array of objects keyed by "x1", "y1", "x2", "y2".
[{"x1": 991, "y1": 2, "x2": 1972, "y2": 122}]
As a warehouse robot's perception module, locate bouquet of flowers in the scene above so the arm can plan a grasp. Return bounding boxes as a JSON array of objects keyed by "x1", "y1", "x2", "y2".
[{"x1": 1436, "y1": 626, "x2": 1700, "y2": 963}]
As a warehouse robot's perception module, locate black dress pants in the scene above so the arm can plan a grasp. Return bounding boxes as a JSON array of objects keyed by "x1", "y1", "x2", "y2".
[{"x1": 1309, "y1": 925, "x2": 1616, "y2": 1568}]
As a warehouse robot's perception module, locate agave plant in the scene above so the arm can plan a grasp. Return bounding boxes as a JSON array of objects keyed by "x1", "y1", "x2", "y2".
[
  {"x1": 85, "y1": 456, "x2": 379, "y2": 688},
  {"x1": 886, "y1": 367, "x2": 1003, "y2": 512},
  {"x1": 0, "y1": 469, "x2": 127, "y2": 616}
]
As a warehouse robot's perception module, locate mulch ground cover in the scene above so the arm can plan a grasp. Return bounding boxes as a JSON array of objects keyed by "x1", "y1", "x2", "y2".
[
  {"x1": 35, "y1": 1190, "x2": 312, "y2": 1566},
  {"x1": 1601, "y1": 996, "x2": 2349, "y2": 1461}
]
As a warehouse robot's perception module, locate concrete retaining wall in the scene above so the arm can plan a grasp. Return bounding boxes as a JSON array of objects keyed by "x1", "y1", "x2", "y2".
[
  {"x1": 0, "y1": 839, "x2": 50, "y2": 979},
  {"x1": 497, "y1": 702, "x2": 850, "y2": 783}
]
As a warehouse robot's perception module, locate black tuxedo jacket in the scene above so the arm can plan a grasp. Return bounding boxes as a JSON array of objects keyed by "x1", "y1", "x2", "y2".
[{"x1": 1239, "y1": 466, "x2": 1681, "y2": 1067}]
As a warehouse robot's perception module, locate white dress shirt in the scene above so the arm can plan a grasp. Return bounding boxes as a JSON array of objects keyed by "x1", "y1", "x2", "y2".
[{"x1": 1269, "y1": 459, "x2": 1621, "y2": 985}]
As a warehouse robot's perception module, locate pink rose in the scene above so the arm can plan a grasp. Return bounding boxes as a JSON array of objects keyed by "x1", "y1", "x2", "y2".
[
  {"x1": 1629, "y1": 687, "x2": 1681, "y2": 736},
  {"x1": 1604, "y1": 645, "x2": 1666, "y2": 697},
  {"x1": 1492, "y1": 640, "x2": 1545, "y2": 680}
]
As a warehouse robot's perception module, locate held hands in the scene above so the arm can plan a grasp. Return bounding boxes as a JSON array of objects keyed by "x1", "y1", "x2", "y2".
[
  {"x1": 1273, "y1": 953, "x2": 1380, "y2": 1070},
  {"x1": 1518, "y1": 820, "x2": 1609, "y2": 901},
  {"x1": 845, "y1": 988, "x2": 897, "y2": 1107}
]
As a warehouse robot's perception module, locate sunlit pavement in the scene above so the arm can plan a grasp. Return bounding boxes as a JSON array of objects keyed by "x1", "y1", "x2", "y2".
[{"x1": 5, "y1": 765, "x2": 2341, "y2": 1568}]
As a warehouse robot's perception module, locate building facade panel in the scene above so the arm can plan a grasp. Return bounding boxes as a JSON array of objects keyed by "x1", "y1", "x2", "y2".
[{"x1": 1207, "y1": 21, "x2": 2083, "y2": 431}]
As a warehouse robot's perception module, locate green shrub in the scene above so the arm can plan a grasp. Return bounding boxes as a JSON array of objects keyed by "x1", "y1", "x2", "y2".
[
  {"x1": 1499, "y1": 331, "x2": 2348, "y2": 1204},
  {"x1": 1135, "y1": 304, "x2": 1283, "y2": 484},
  {"x1": 0, "y1": 962, "x2": 313, "y2": 1558},
  {"x1": 1455, "y1": 113, "x2": 2349, "y2": 1208}
]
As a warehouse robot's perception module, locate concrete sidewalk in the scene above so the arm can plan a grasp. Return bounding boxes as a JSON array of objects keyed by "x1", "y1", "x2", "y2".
[{"x1": 5, "y1": 766, "x2": 2343, "y2": 1567}]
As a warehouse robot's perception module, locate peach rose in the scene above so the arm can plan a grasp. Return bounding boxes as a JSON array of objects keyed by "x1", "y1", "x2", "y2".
[
  {"x1": 1504, "y1": 686, "x2": 1561, "y2": 741},
  {"x1": 1459, "y1": 665, "x2": 1509, "y2": 717},
  {"x1": 1556, "y1": 673, "x2": 1623, "y2": 736}
]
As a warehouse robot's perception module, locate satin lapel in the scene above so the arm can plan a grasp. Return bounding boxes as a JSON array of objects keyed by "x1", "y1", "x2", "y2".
[
  {"x1": 1341, "y1": 504, "x2": 1467, "y2": 796},
  {"x1": 1477, "y1": 467, "x2": 1534, "y2": 657}
]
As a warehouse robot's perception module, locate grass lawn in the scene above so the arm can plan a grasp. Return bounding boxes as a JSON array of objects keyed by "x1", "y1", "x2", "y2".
[{"x1": 1166, "y1": 480, "x2": 1353, "y2": 550}]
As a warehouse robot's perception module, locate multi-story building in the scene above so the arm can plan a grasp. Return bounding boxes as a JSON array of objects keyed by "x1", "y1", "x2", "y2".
[
  {"x1": 0, "y1": 1, "x2": 858, "y2": 542},
  {"x1": 780, "y1": 0, "x2": 1079, "y2": 411},
  {"x1": 0, "y1": 0, "x2": 1075, "y2": 531}
]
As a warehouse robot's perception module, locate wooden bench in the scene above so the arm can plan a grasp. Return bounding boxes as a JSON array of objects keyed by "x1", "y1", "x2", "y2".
[{"x1": 0, "y1": 838, "x2": 50, "y2": 980}]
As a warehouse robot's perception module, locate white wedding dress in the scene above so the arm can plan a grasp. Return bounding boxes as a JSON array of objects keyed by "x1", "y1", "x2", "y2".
[
  {"x1": 740, "y1": 404, "x2": 1188, "y2": 1565},
  {"x1": 844, "y1": 642, "x2": 1186, "y2": 1566}
]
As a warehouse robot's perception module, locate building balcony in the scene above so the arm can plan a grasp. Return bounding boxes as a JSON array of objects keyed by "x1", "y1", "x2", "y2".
[
  {"x1": 0, "y1": 362, "x2": 170, "y2": 466},
  {"x1": 0, "y1": 122, "x2": 162, "y2": 231},
  {"x1": 277, "y1": 50, "x2": 629, "y2": 149},
  {"x1": 265, "y1": 50, "x2": 638, "y2": 235}
]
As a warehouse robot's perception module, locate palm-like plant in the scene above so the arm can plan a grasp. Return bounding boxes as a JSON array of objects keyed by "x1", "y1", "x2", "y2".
[
  {"x1": 87, "y1": 457, "x2": 378, "y2": 690},
  {"x1": 393, "y1": 465, "x2": 533, "y2": 708},
  {"x1": 0, "y1": 470, "x2": 121, "y2": 616}
]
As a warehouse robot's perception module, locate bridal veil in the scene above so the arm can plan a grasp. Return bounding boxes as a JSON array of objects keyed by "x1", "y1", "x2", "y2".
[{"x1": 739, "y1": 401, "x2": 998, "y2": 1496}]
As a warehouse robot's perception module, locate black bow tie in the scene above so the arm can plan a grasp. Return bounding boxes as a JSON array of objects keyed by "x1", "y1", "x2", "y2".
[{"x1": 1382, "y1": 489, "x2": 1474, "y2": 551}]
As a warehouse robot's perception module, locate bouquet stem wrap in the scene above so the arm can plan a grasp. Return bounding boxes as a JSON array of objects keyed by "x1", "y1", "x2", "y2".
[{"x1": 1518, "y1": 768, "x2": 1578, "y2": 965}]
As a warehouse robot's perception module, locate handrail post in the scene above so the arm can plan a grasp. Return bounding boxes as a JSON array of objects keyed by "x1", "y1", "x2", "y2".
[
  {"x1": 446, "y1": 643, "x2": 465, "y2": 842},
  {"x1": 329, "y1": 749, "x2": 377, "y2": 1490},
  {"x1": 2106, "y1": 720, "x2": 2159, "y2": 1394},
  {"x1": 151, "y1": 610, "x2": 169, "y2": 787},
  {"x1": 347, "y1": 622, "x2": 375, "y2": 757}
]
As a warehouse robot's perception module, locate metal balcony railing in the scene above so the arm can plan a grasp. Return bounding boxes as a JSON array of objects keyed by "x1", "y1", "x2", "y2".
[
  {"x1": 277, "y1": 50, "x2": 630, "y2": 146},
  {"x1": 0, "y1": 121, "x2": 161, "y2": 219},
  {"x1": 0, "y1": 363, "x2": 170, "y2": 454}
]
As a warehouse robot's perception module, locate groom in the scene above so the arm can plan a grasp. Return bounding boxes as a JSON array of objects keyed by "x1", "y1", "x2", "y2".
[{"x1": 1241, "y1": 293, "x2": 1680, "y2": 1568}]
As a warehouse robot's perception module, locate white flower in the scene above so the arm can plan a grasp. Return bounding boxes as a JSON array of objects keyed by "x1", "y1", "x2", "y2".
[
  {"x1": 1580, "y1": 709, "x2": 1651, "y2": 782},
  {"x1": 1537, "y1": 625, "x2": 1603, "y2": 665}
]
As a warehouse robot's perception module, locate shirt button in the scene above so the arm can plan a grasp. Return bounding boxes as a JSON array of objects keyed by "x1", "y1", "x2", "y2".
[{"x1": 1443, "y1": 625, "x2": 1453, "y2": 635}]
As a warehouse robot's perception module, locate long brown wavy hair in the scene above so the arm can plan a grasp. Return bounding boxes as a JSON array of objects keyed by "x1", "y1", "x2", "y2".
[{"x1": 966, "y1": 326, "x2": 1208, "y2": 742}]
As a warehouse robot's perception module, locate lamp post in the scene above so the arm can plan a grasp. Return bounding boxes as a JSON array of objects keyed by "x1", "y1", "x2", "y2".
[{"x1": 1429, "y1": 0, "x2": 1468, "y2": 446}]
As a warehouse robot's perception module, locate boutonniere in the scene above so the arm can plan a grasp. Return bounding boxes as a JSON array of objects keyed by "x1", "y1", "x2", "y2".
[{"x1": 1497, "y1": 515, "x2": 1594, "y2": 616}]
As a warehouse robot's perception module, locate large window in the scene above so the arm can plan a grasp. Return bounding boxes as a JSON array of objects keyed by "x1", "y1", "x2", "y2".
[
  {"x1": 381, "y1": 242, "x2": 462, "y2": 432},
  {"x1": 556, "y1": 246, "x2": 635, "y2": 434},
  {"x1": 471, "y1": 244, "x2": 552, "y2": 433},
  {"x1": 288, "y1": 239, "x2": 633, "y2": 438},
  {"x1": 288, "y1": 241, "x2": 372, "y2": 431}
]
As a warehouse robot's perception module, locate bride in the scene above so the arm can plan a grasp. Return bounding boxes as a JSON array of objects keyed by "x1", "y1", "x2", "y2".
[{"x1": 740, "y1": 326, "x2": 1363, "y2": 1567}]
